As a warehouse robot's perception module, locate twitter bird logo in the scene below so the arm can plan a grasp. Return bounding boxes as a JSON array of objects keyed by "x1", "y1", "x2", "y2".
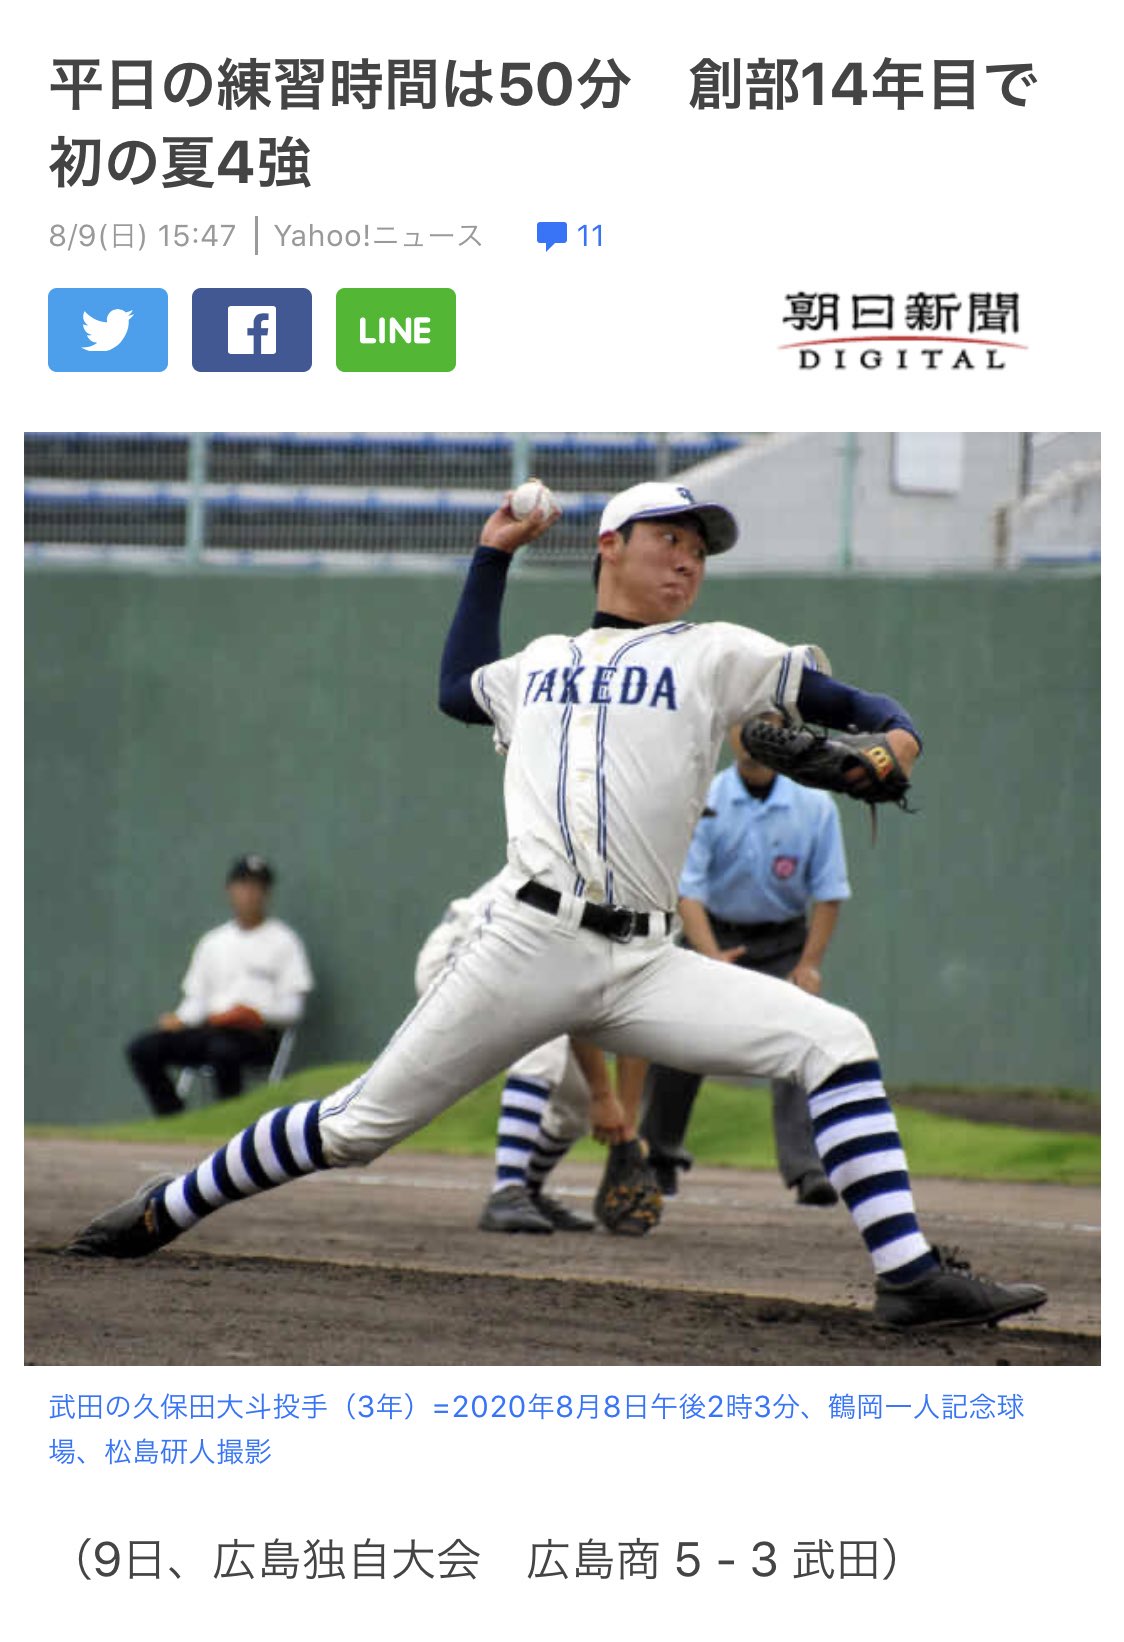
[
  {"x1": 49, "y1": 288, "x2": 167, "y2": 371},
  {"x1": 82, "y1": 308, "x2": 133, "y2": 352}
]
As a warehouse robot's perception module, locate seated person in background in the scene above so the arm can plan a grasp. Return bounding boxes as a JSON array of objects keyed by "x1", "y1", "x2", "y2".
[{"x1": 126, "y1": 854, "x2": 313, "y2": 1116}]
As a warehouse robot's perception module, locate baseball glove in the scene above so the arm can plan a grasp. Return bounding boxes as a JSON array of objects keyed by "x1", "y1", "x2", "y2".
[
  {"x1": 741, "y1": 719, "x2": 912, "y2": 808},
  {"x1": 594, "y1": 1139, "x2": 663, "y2": 1236}
]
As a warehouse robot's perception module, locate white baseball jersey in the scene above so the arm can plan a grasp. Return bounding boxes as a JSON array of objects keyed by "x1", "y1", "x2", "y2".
[
  {"x1": 472, "y1": 621, "x2": 828, "y2": 912},
  {"x1": 176, "y1": 917, "x2": 313, "y2": 1028}
]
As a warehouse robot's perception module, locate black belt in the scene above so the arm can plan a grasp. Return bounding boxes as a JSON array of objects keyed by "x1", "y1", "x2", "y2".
[
  {"x1": 516, "y1": 880, "x2": 670, "y2": 942},
  {"x1": 708, "y1": 913, "x2": 807, "y2": 940},
  {"x1": 705, "y1": 911, "x2": 807, "y2": 966}
]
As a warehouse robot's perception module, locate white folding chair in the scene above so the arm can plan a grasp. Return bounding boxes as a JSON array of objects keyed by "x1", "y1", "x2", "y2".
[{"x1": 176, "y1": 1025, "x2": 299, "y2": 1104}]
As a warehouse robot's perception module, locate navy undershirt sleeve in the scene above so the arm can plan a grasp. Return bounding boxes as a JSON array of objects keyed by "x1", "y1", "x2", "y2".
[
  {"x1": 796, "y1": 668, "x2": 920, "y2": 745},
  {"x1": 438, "y1": 545, "x2": 513, "y2": 723}
]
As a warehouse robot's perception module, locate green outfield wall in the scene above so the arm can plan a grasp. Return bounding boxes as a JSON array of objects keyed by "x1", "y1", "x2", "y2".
[{"x1": 25, "y1": 567, "x2": 1099, "y2": 1121}]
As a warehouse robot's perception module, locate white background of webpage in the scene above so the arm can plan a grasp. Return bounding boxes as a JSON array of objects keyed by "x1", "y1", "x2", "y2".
[{"x1": 12, "y1": 2, "x2": 1110, "y2": 1635}]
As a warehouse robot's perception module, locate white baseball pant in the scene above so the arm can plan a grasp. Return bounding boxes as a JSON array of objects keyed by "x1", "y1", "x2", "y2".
[
  {"x1": 321, "y1": 884, "x2": 873, "y2": 1166},
  {"x1": 414, "y1": 924, "x2": 591, "y2": 1144}
]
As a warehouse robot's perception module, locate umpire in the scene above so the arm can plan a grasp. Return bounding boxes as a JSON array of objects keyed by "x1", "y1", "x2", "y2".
[{"x1": 641, "y1": 718, "x2": 851, "y2": 1205}]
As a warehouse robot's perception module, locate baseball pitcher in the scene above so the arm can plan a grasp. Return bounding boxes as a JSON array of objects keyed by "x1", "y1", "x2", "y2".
[{"x1": 70, "y1": 481, "x2": 1046, "y2": 1331}]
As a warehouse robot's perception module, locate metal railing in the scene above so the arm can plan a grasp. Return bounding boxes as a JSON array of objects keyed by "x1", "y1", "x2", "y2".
[{"x1": 24, "y1": 431, "x2": 749, "y2": 569}]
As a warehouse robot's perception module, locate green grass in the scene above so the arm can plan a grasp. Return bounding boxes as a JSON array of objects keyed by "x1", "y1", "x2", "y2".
[{"x1": 27, "y1": 1063, "x2": 1100, "y2": 1186}]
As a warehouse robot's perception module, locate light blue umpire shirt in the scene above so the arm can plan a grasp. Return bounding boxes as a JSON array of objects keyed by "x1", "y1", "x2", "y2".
[{"x1": 679, "y1": 766, "x2": 852, "y2": 925}]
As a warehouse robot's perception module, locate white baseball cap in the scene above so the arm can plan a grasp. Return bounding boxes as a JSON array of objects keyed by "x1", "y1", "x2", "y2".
[{"x1": 598, "y1": 481, "x2": 738, "y2": 555}]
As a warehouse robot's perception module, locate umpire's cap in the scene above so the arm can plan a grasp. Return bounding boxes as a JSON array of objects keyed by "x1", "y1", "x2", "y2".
[
  {"x1": 598, "y1": 481, "x2": 739, "y2": 555},
  {"x1": 226, "y1": 853, "x2": 275, "y2": 887}
]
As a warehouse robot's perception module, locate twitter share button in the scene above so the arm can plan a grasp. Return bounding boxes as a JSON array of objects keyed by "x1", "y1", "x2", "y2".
[{"x1": 48, "y1": 288, "x2": 168, "y2": 372}]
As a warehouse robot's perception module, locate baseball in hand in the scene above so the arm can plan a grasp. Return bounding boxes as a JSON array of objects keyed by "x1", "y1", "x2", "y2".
[{"x1": 510, "y1": 477, "x2": 558, "y2": 523}]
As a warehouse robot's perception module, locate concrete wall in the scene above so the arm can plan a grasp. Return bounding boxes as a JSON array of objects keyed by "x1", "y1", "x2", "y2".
[
  {"x1": 684, "y1": 432, "x2": 1100, "y2": 572},
  {"x1": 25, "y1": 566, "x2": 1100, "y2": 1122},
  {"x1": 1009, "y1": 459, "x2": 1101, "y2": 565}
]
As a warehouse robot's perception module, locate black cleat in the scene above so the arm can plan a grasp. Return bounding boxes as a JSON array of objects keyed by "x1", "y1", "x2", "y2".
[
  {"x1": 794, "y1": 1170, "x2": 839, "y2": 1207},
  {"x1": 531, "y1": 1190, "x2": 594, "y2": 1232},
  {"x1": 648, "y1": 1147, "x2": 691, "y2": 1199},
  {"x1": 66, "y1": 1174, "x2": 178, "y2": 1259},
  {"x1": 478, "y1": 1183, "x2": 555, "y2": 1234},
  {"x1": 873, "y1": 1246, "x2": 1047, "y2": 1331}
]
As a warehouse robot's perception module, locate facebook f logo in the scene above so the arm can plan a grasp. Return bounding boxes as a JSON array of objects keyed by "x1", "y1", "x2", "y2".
[
  {"x1": 192, "y1": 289, "x2": 311, "y2": 371},
  {"x1": 227, "y1": 305, "x2": 277, "y2": 355}
]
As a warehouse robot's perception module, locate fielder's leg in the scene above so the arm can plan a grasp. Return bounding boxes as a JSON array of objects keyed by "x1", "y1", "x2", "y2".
[
  {"x1": 638, "y1": 1063, "x2": 701, "y2": 1195},
  {"x1": 522, "y1": 1045, "x2": 596, "y2": 1230},
  {"x1": 478, "y1": 1037, "x2": 581, "y2": 1234},
  {"x1": 747, "y1": 949, "x2": 835, "y2": 1204},
  {"x1": 511, "y1": 1047, "x2": 656, "y2": 1236},
  {"x1": 771, "y1": 1076, "x2": 838, "y2": 1205}
]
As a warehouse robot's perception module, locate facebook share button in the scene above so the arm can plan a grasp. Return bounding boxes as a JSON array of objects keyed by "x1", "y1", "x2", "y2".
[{"x1": 192, "y1": 288, "x2": 312, "y2": 372}]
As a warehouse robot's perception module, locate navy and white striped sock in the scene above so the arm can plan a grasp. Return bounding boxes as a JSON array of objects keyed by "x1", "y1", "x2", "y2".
[
  {"x1": 492, "y1": 1075, "x2": 552, "y2": 1195},
  {"x1": 809, "y1": 1061, "x2": 938, "y2": 1284},
  {"x1": 526, "y1": 1131, "x2": 571, "y2": 1194},
  {"x1": 151, "y1": 1100, "x2": 328, "y2": 1236}
]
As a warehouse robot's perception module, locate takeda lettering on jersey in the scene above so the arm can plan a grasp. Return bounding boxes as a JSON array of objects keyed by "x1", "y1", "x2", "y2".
[
  {"x1": 472, "y1": 622, "x2": 824, "y2": 909},
  {"x1": 522, "y1": 664, "x2": 679, "y2": 710}
]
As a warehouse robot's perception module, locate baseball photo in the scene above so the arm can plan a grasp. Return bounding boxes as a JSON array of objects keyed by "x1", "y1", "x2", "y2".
[{"x1": 24, "y1": 430, "x2": 1100, "y2": 1368}]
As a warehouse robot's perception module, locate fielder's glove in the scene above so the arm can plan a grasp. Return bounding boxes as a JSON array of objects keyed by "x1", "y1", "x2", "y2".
[
  {"x1": 741, "y1": 719, "x2": 913, "y2": 809},
  {"x1": 594, "y1": 1139, "x2": 663, "y2": 1236}
]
